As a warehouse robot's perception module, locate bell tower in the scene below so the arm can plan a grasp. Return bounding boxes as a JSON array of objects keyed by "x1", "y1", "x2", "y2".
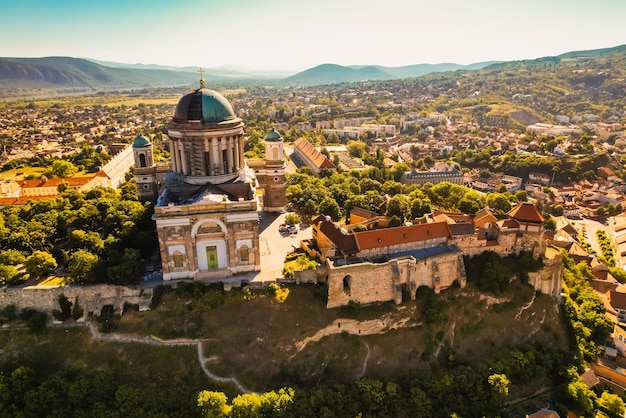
[{"x1": 132, "y1": 135, "x2": 158, "y2": 202}]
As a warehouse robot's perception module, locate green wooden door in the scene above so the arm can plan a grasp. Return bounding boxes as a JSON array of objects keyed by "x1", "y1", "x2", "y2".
[{"x1": 206, "y1": 246, "x2": 218, "y2": 269}]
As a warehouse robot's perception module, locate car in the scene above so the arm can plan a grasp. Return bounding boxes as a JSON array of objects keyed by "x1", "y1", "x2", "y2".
[
  {"x1": 288, "y1": 225, "x2": 298, "y2": 234},
  {"x1": 279, "y1": 224, "x2": 288, "y2": 233}
]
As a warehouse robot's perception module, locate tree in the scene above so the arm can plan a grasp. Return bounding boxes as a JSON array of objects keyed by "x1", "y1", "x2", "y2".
[
  {"x1": 50, "y1": 160, "x2": 78, "y2": 178},
  {"x1": 284, "y1": 213, "x2": 301, "y2": 226},
  {"x1": 0, "y1": 264, "x2": 18, "y2": 284},
  {"x1": 411, "y1": 197, "x2": 432, "y2": 219},
  {"x1": 67, "y1": 250, "x2": 100, "y2": 283},
  {"x1": 386, "y1": 195, "x2": 410, "y2": 221},
  {"x1": 486, "y1": 193, "x2": 512, "y2": 214},
  {"x1": 487, "y1": 373, "x2": 510, "y2": 399},
  {"x1": 24, "y1": 251, "x2": 57, "y2": 278},
  {"x1": 319, "y1": 197, "x2": 341, "y2": 221},
  {"x1": 106, "y1": 248, "x2": 142, "y2": 285},
  {"x1": 544, "y1": 217, "x2": 557, "y2": 231},
  {"x1": 458, "y1": 198, "x2": 480, "y2": 215},
  {"x1": 598, "y1": 391, "x2": 625, "y2": 418},
  {"x1": 198, "y1": 390, "x2": 230, "y2": 417},
  {"x1": 52, "y1": 294, "x2": 73, "y2": 321}
]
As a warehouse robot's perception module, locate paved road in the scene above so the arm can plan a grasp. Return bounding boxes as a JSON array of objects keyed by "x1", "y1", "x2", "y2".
[
  {"x1": 249, "y1": 210, "x2": 311, "y2": 283},
  {"x1": 570, "y1": 218, "x2": 607, "y2": 255}
]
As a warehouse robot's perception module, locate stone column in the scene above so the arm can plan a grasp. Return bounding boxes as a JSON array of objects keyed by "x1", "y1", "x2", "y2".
[
  {"x1": 238, "y1": 136, "x2": 245, "y2": 169},
  {"x1": 226, "y1": 137, "x2": 234, "y2": 173},
  {"x1": 172, "y1": 140, "x2": 180, "y2": 173},
  {"x1": 204, "y1": 138, "x2": 210, "y2": 175},
  {"x1": 180, "y1": 142, "x2": 188, "y2": 175},
  {"x1": 212, "y1": 137, "x2": 219, "y2": 175},
  {"x1": 233, "y1": 136, "x2": 240, "y2": 169}
]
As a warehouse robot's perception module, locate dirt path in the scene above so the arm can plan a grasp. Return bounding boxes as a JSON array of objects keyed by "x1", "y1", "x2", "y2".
[
  {"x1": 514, "y1": 292, "x2": 536, "y2": 321},
  {"x1": 295, "y1": 315, "x2": 419, "y2": 352},
  {"x1": 357, "y1": 343, "x2": 371, "y2": 379},
  {"x1": 50, "y1": 321, "x2": 251, "y2": 392}
]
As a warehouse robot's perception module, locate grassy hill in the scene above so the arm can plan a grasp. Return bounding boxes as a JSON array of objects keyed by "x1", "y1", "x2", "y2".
[{"x1": 0, "y1": 57, "x2": 205, "y2": 99}]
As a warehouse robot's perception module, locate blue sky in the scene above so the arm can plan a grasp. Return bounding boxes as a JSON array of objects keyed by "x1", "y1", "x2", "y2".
[{"x1": 1, "y1": 0, "x2": 625, "y2": 71}]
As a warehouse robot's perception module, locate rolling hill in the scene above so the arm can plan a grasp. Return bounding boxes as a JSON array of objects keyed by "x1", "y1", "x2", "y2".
[
  {"x1": 1, "y1": 44, "x2": 625, "y2": 98},
  {"x1": 0, "y1": 57, "x2": 210, "y2": 99}
]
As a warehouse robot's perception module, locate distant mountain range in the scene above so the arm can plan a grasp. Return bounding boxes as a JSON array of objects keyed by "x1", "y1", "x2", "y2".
[
  {"x1": 0, "y1": 45, "x2": 624, "y2": 98},
  {"x1": 282, "y1": 61, "x2": 500, "y2": 86}
]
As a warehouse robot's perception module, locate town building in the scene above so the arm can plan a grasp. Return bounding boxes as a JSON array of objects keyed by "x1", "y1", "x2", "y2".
[
  {"x1": 134, "y1": 80, "x2": 285, "y2": 281},
  {"x1": 292, "y1": 137, "x2": 336, "y2": 175},
  {"x1": 401, "y1": 164, "x2": 464, "y2": 186},
  {"x1": 300, "y1": 202, "x2": 559, "y2": 308}
]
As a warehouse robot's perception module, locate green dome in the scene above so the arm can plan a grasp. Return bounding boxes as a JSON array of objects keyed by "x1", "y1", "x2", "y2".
[
  {"x1": 132, "y1": 135, "x2": 151, "y2": 148},
  {"x1": 265, "y1": 128, "x2": 282, "y2": 142},
  {"x1": 174, "y1": 88, "x2": 236, "y2": 124}
]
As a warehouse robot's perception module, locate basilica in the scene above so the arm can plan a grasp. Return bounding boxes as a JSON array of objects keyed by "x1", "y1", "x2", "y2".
[{"x1": 133, "y1": 79, "x2": 285, "y2": 281}]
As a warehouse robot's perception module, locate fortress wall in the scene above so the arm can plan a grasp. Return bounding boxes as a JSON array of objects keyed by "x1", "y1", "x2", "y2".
[
  {"x1": 327, "y1": 262, "x2": 396, "y2": 309},
  {"x1": 327, "y1": 250, "x2": 466, "y2": 308},
  {"x1": 527, "y1": 254, "x2": 563, "y2": 300},
  {"x1": 0, "y1": 285, "x2": 152, "y2": 316},
  {"x1": 410, "y1": 252, "x2": 464, "y2": 294}
]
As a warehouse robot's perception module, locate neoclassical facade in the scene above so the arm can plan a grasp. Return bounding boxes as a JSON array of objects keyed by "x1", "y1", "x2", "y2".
[{"x1": 134, "y1": 83, "x2": 285, "y2": 281}]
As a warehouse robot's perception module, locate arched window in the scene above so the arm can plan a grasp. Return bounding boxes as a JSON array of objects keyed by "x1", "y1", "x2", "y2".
[
  {"x1": 343, "y1": 275, "x2": 352, "y2": 293},
  {"x1": 139, "y1": 153, "x2": 147, "y2": 168},
  {"x1": 272, "y1": 148, "x2": 279, "y2": 160},
  {"x1": 239, "y1": 245, "x2": 249, "y2": 262},
  {"x1": 173, "y1": 251, "x2": 184, "y2": 268}
]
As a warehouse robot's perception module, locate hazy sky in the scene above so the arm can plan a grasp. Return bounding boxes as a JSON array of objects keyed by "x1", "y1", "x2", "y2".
[{"x1": 1, "y1": 0, "x2": 625, "y2": 71}]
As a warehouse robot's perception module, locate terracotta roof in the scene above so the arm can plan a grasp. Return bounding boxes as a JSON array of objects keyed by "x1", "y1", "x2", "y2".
[
  {"x1": 581, "y1": 368, "x2": 600, "y2": 388},
  {"x1": 610, "y1": 290, "x2": 626, "y2": 310},
  {"x1": 312, "y1": 215, "x2": 358, "y2": 254},
  {"x1": 432, "y1": 210, "x2": 471, "y2": 224},
  {"x1": 350, "y1": 207, "x2": 379, "y2": 220},
  {"x1": 354, "y1": 221, "x2": 451, "y2": 251},
  {"x1": 527, "y1": 409, "x2": 559, "y2": 418},
  {"x1": 472, "y1": 208, "x2": 497, "y2": 225},
  {"x1": 17, "y1": 177, "x2": 92, "y2": 188},
  {"x1": 0, "y1": 195, "x2": 59, "y2": 206},
  {"x1": 293, "y1": 138, "x2": 335, "y2": 170},
  {"x1": 496, "y1": 218, "x2": 520, "y2": 229},
  {"x1": 507, "y1": 202, "x2": 545, "y2": 223},
  {"x1": 447, "y1": 223, "x2": 476, "y2": 236}
]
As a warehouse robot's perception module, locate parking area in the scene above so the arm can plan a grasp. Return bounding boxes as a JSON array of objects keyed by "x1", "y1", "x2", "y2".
[{"x1": 251, "y1": 211, "x2": 311, "y2": 283}]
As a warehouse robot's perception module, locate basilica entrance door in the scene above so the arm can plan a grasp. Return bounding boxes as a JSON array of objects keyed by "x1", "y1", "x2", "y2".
[{"x1": 206, "y1": 246, "x2": 218, "y2": 269}]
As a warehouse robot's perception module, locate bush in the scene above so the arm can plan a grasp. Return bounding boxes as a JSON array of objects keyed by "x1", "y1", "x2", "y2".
[
  {"x1": 20, "y1": 309, "x2": 47, "y2": 333},
  {"x1": 71, "y1": 297, "x2": 84, "y2": 320},
  {"x1": 52, "y1": 294, "x2": 73, "y2": 321},
  {"x1": 0, "y1": 304, "x2": 17, "y2": 322}
]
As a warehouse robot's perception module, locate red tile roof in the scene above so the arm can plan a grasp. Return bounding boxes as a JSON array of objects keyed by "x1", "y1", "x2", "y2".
[
  {"x1": 507, "y1": 202, "x2": 545, "y2": 223},
  {"x1": 610, "y1": 290, "x2": 626, "y2": 310},
  {"x1": 293, "y1": 138, "x2": 335, "y2": 170},
  {"x1": 354, "y1": 221, "x2": 451, "y2": 251}
]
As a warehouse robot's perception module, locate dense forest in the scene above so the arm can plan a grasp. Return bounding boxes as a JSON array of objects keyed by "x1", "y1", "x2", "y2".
[{"x1": 0, "y1": 180, "x2": 155, "y2": 286}]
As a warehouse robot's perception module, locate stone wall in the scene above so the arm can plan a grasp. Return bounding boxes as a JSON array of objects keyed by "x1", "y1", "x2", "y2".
[
  {"x1": 326, "y1": 248, "x2": 465, "y2": 309},
  {"x1": 527, "y1": 253, "x2": 563, "y2": 300},
  {"x1": 0, "y1": 285, "x2": 152, "y2": 316}
]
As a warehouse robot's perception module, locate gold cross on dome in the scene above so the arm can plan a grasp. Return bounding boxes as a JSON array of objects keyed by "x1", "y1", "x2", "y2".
[{"x1": 197, "y1": 67, "x2": 205, "y2": 86}]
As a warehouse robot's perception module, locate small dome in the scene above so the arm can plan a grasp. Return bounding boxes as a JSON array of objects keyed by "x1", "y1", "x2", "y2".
[
  {"x1": 265, "y1": 128, "x2": 282, "y2": 142},
  {"x1": 174, "y1": 88, "x2": 236, "y2": 124},
  {"x1": 132, "y1": 135, "x2": 151, "y2": 148}
]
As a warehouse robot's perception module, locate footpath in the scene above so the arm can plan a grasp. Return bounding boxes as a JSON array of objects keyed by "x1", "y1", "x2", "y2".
[{"x1": 48, "y1": 320, "x2": 251, "y2": 393}]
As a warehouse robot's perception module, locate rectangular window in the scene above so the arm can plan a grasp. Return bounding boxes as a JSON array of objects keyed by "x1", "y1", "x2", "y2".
[
  {"x1": 204, "y1": 151, "x2": 211, "y2": 175},
  {"x1": 240, "y1": 246, "x2": 250, "y2": 262},
  {"x1": 173, "y1": 252, "x2": 184, "y2": 268}
]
